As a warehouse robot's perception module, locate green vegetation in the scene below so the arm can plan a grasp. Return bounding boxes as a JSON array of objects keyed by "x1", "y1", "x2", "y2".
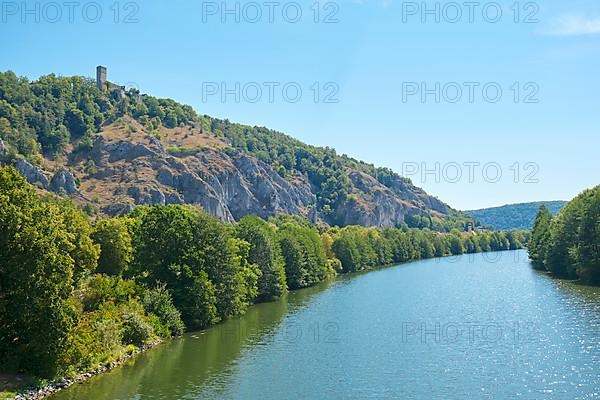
[
  {"x1": 0, "y1": 167, "x2": 182, "y2": 379},
  {"x1": 236, "y1": 216, "x2": 287, "y2": 301},
  {"x1": 0, "y1": 165, "x2": 528, "y2": 384},
  {"x1": 529, "y1": 186, "x2": 600, "y2": 285},
  {"x1": 165, "y1": 145, "x2": 201, "y2": 157},
  {"x1": 528, "y1": 205, "x2": 552, "y2": 270},
  {"x1": 466, "y1": 201, "x2": 566, "y2": 230},
  {"x1": 0, "y1": 70, "x2": 473, "y2": 231},
  {"x1": 212, "y1": 118, "x2": 474, "y2": 230},
  {"x1": 0, "y1": 71, "x2": 200, "y2": 162}
]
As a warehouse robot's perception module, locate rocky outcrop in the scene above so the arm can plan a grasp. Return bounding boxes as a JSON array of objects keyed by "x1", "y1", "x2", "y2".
[
  {"x1": 101, "y1": 203, "x2": 135, "y2": 216},
  {"x1": 0, "y1": 138, "x2": 8, "y2": 156},
  {"x1": 14, "y1": 158, "x2": 49, "y2": 188},
  {"x1": 50, "y1": 168, "x2": 78, "y2": 195},
  {"x1": 325, "y1": 171, "x2": 447, "y2": 227},
  {"x1": 82, "y1": 134, "x2": 315, "y2": 221},
  {"x1": 5, "y1": 123, "x2": 455, "y2": 228},
  {"x1": 106, "y1": 140, "x2": 162, "y2": 163}
]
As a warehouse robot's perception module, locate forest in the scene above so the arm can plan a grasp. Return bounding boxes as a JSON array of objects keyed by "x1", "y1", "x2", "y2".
[
  {"x1": 528, "y1": 186, "x2": 600, "y2": 285},
  {"x1": 466, "y1": 201, "x2": 566, "y2": 230},
  {"x1": 0, "y1": 165, "x2": 528, "y2": 380}
]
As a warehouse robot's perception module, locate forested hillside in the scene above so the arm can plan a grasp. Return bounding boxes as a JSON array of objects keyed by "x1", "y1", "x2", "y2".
[
  {"x1": 528, "y1": 187, "x2": 600, "y2": 285},
  {"x1": 0, "y1": 71, "x2": 472, "y2": 230},
  {"x1": 466, "y1": 201, "x2": 566, "y2": 230}
]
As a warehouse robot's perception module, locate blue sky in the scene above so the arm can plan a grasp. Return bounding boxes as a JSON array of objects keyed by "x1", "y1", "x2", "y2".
[{"x1": 1, "y1": 0, "x2": 598, "y2": 209}]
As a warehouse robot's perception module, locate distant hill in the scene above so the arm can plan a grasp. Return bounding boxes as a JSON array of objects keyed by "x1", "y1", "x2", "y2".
[{"x1": 465, "y1": 201, "x2": 567, "y2": 230}]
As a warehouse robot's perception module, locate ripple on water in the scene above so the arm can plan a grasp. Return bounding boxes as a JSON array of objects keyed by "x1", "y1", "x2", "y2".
[{"x1": 50, "y1": 251, "x2": 600, "y2": 400}]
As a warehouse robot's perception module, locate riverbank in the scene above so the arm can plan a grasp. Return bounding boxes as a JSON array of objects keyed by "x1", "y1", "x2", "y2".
[{"x1": 3, "y1": 340, "x2": 162, "y2": 400}]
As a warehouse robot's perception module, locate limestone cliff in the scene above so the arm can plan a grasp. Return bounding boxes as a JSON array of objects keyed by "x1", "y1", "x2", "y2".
[{"x1": 1, "y1": 117, "x2": 457, "y2": 228}]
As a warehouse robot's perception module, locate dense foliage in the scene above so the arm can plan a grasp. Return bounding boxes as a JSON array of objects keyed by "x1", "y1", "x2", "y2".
[
  {"x1": 236, "y1": 216, "x2": 287, "y2": 301},
  {"x1": 0, "y1": 71, "x2": 199, "y2": 162},
  {"x1": 0, "y1": 70, "x2": 473, "y2": 231},
  {"x1": 466, "y1": 201, "x2": 566, "y2": 231},
  {"x1": 528, "y1": 186, "x2": 600, "y2": 284},
  {"x1": 0, "y1": 165, "x2": 528, "y2": 380},
  {"x1": 0, "y1": 167, "x2": 182, "y2": 378}
]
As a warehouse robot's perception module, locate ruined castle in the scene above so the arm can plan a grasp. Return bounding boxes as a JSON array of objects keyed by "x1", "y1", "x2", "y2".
[
  {"x1": 96, "y1": 66, "x2": 126, "y2": 95},
  {"x1": 96, "y1": 66, "x2": 143, "y2": 103}
]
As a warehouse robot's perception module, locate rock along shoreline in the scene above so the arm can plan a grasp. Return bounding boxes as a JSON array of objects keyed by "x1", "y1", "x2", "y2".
[{"x1": 11, "y1": 340, "x2": 162, "y2": 400}]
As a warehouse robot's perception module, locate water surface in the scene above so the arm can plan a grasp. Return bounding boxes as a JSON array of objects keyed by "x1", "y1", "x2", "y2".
[{"x1": 51, "y1": 250, "x2": 600, "y2": 399}]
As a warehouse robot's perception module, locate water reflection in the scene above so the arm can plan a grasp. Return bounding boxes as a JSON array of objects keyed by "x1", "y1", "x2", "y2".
[
  {"x1": 51, "y1": 280, "x2": 334, "y2": 400},
  {"x1": 51, "y1": 251, "x2": 600, "y2": 400}
]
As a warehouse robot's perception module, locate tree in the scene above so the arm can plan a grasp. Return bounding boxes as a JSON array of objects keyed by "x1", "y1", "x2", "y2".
[
  {"x1": 419, "y1": 235, "x2": 436, "y2": 258},
  {"x1": 236, "y1": 216, "x2": 287, "y2": 301},
  {"x1": 573, "y1": 186, "x2": 600, "y2": 284},
  {"x1": 226, "y1": 237, "x2": 261, "y2": 312},
  {"x1": 130, "y1": 205, "x2": 259, "y2": 328},
  {"x1": 448, "y1": 230, "x2": 465, "y2": 255},
  {"x1": 53, "y1": 198, "x2": 100, "y2": 283},
  {"x1": 39, "y1": 124, "x2": 70, "y2": 155},
  {"x1": 64, "y1": 107, "x2": 91, "y2": 138},
  {"x1": 527, "y1": 205, "x2": 552, "y2": 270},
  {"x1": 0, "y1": 167, "x2": 76, "y2": 377},
  {"x1": 142, "y1": 283, "x2": 185, "y2": 336},
  {"x1": 332, "y1": 234, "x2": 361, "y2": 273},
  {"x1": 278, "y1": 222, "x2": 328, "y2": 289},
  {"x1": 164, "y1": 110, "x2": 178, "y2": 128},
  {"x1": 544, "y1": 200, "x2": 581, "y2": 278},
  {"x1": 92, "y1": 217, "x2": 134, "y2": 276},
  {"x1": 130, "y1": 205, "x2": 223, "y2": 329}
]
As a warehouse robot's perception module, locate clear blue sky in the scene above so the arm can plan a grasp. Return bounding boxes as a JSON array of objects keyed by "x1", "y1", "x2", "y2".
[{"x1": 1, "y1": 0, "x2": 598, "y2": 210}]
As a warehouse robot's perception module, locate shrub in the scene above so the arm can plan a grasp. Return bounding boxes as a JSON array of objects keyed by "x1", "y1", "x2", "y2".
[
  {"x1": 142, "y1": 284, "x2": 185, "y2": 336},
  {"x1": 91, "y1": 308, "x2": 123, "y2": 360},
  {"x1": 122, "y1": 312, "x2": 154, "y2": 346},
  {"x1": 166, "y1": 145, "x2": 199, "y2": 157},
  {"x1": 77, "y1": 275, "x2": 138, "y2": 312},
  {"x1": 120, "y1": 301, "x2": 155, "y2": 346}
]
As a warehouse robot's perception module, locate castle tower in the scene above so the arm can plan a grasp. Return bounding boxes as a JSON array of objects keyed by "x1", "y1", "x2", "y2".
[{"x1": 96, "y1": 65, "x2": 107, "y2": 91}]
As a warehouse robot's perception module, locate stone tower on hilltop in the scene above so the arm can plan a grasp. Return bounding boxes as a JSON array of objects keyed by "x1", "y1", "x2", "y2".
[
  {"x1": 96, "y1": 65, "x2": 107, "y2": 91},
  {"x1": 95, "y1": 66, "x2": 142, "y2": 103}
]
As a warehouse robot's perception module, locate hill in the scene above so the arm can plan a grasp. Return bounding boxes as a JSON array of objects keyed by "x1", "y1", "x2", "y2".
[
  {"x1": 465, "y1": 201, "x2": 567, "y2": 230},
  {"x1": 0, "y1": 70, "x2": 473, "y2": 230}
]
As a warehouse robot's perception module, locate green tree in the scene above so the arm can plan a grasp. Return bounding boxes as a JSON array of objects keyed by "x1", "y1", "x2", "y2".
[
  {"x1": 92, "y1": 217, "x2": 134, "y2": 276},
  {"x1": 448, "y1": 231, "x2": 465, "y2": 255},
  {"x1": 573, "y1": 186, "x2": 600, "y2": 284},
  {"x1": 0, "y1": 167, "x2": 77, "y2": 377},
  {"x1": 142, "y1": 283, "x2": 185, "y2": 336},
  {"x1": 39, "y1": 124, "x2": 70, "y2": 155},
  {"x1": 130, "y1": 205, "x2": 223, "y2": 329},
  {"x1": 53, "y1": 199, "x2": 100, "y2": 283},
  {"x1": 236, "y1": 216, "x2": 287, "y2": 301},
  {"x1": 278, "y1": 222, "x2": 327, "y2": 289},
  {"x1": 64, "y1": 107, "x2": 91, "y2": 138},
  {"x1": 545, "y1": 199, "x2": 581, "y2": 278}
]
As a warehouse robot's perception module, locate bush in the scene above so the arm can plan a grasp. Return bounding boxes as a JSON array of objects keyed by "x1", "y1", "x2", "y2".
[
  {"x1": 77, "y1": 275, "x2": 138, "y2": 312},
  {"x1": 92, "y1": 305, "x2": 124, "y2": 359},
  {"x1": 122, "y1": 312, "x2": 154, "y2": 346},
  {"x1": 166, "y1": 145, "x2": 199, "y2": 157},
  {"x1": 142, "y1": 284, "x2": 185, "y2": 337}
]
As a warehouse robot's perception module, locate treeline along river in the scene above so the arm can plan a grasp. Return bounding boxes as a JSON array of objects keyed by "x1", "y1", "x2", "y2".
[{"x1": 51, "y1": 250, "x2": 600, "y2": 400}]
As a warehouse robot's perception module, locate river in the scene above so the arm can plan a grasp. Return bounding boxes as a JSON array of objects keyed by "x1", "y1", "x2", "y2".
[{"x1": 50, "y1": 250, "x2": 600, "y2": 399}]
